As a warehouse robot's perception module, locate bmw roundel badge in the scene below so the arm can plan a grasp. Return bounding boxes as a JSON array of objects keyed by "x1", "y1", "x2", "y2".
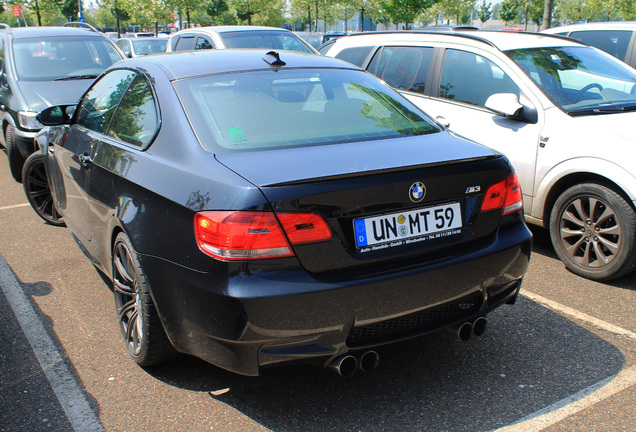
[{"x1": 409, "y1": 182, "x2": 426, "y2": 203}]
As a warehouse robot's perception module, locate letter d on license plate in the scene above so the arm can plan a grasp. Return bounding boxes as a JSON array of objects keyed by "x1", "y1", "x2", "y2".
[{"x1": 354, "y1": 202, "x2": 462, "y2": 250}]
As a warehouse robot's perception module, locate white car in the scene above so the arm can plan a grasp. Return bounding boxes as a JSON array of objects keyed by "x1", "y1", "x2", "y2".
[
  {"x1": 324, "y1": 31, "x2": 636, "y2": 281},
  {"x1": 166, "y1": 26, "x2": 317, "y2": 53},
  {"x1": 542, "y1": 22, "x2": 636, "y2": 69}
]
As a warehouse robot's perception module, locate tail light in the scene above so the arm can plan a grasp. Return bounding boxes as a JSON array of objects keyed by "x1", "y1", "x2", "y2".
[
  {"x1": 481, "y1": 173, "x2": 523, "y2": 215},
  {"x1": 195, "y1": 211, "x2": 332, "y2": 261}
]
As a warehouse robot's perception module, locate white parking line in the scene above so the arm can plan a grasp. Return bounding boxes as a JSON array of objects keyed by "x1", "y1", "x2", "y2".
[
  {"x1": 0, "y1": 203, "x2": 30, "y2": 211},
  {"x1": 492, "y1": 290, "x2": 636, "y2": 431},
  {"x1": 521, "y1": 289, "x2": 636, "y2": 341},
  {"x1": 0, "y1": 253, "x2": 105, "y2": 432},
  {"x1": 495, "y1": 365, "x2": 636, "y2": 432}
]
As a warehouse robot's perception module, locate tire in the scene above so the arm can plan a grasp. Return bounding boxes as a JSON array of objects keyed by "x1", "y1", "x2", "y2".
[
  {"x1": 550, "y1": 183, "x2": 636, "y2": 281},
  {"x1": 5, "y1": 125, "x2": 26, "y2": 183},
  {"x1": 112, "y1": 232, "x2": 174, "y2": 366},
  {"x1": 22, "y1": 152, "x2": 65, "y2": 227}
]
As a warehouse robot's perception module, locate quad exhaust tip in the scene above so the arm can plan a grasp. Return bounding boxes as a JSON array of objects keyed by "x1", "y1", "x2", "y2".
[
  {"x1": 329, "y1": 350, "x2": 380, "y2": 377},
  {"x1": 450, "y1": 317, "x2": 488, "y2": 342}
]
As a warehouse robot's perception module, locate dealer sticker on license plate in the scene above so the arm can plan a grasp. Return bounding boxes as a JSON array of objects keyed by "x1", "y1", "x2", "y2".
[{"x1": 354, "y1": 202, "x2": 462, "y2": 252}]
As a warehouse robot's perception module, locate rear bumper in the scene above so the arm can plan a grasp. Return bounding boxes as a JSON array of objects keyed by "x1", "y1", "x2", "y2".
[{"x1": 142, "y1": 223, "x2": 532, "y2": 376}]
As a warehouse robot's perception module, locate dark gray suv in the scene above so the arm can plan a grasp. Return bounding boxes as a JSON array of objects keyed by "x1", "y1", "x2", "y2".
[{"x1": 0, "y1": 24, "x2": 124, "y2": 181}]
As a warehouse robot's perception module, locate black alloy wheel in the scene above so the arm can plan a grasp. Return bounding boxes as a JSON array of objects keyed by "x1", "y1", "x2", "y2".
[
  {"x1": 22, "y1": 152, "x2": 65, "y2": 226},
  {"x1": 550, "y1": 182, "x2": 636, "y2": 281},
  {"x1": 112, "y1": 232, "x2": 174, "y2": 366},
  {"x1": 5, "y1": 125, "x2": 26, "y2": 182}
]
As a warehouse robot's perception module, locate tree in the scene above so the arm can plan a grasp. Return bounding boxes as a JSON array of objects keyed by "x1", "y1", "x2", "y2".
[
  {"x1": 206, "y1": 0, "x2": 229, "y2": 23},
  {"x1": 233, "y1": 0, "x2": 262, "y2": 25},
  {"x1": 476, "y1": 0, "x2": 491, "y2": 27},
  {"x1": 498, "y1": 0, "x2": 518, "y2": 25},
  {"x1": 382, "y1": 0, "x2": 436, "y2": 29},
  {"x1": 438, "y1": 0, "x2": 474, "y2": 26},
  {"x1": 60, "y1": 0, "x2": 78, "y2": 21},
  {"x1": 527, "y1": 0, "x2": 543, "y2": 29},
  {"x1": 540, "y1": 0, "x2": 552, "y2": 29}
]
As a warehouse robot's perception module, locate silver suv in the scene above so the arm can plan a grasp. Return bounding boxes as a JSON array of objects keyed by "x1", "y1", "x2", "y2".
[
  {"x1": 0, "y1": 24, "x2": 124, "y2": 182},
  {"x1": 166, "y1": 26, "x2": 317, "y2": 53},
  {"x1": 324, "y1": 31, "x2": 636, "y2": 281}
]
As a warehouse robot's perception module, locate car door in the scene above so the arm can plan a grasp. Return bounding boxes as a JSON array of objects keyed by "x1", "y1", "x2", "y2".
[
  {"x1": 388, "y1": 46, "x2": 546, "y2": 210},
  {"x1": 86, "y1": 72, "x2": 160, "y2": 266},
  {"x1": 49, "y1": 69, "x2": 136, "y2": 247}
]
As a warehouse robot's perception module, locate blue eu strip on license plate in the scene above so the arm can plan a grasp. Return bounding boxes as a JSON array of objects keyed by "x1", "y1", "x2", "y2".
[{"x1": 354, "y1": 202, "x2": 462, "y2": 251}]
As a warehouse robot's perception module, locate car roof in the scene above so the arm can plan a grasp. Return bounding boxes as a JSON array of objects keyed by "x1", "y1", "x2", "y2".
[
  {"x1": 329, "y1": 30, "x2": 585, "y2": 53},
  {"x1": 543, "y1": 21, "x2": 636, "y2": 33},
  {"x1": 175, "y1": 26, "x2": 295, "y2": 35},
  {"x1": 5, "y1": 26, "x2": 107, "y2": 39},
  {"x1": 116, "y1": 48, "x2": 361, "y2": 80}
]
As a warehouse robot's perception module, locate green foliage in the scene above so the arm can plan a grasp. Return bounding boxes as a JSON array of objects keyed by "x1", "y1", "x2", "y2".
[
  {"x1": 437, "y1": 0, "x2": 475, "y2": 25},
  {"x1": 60, "y1": 0, "x2": 78, "y2": 20},
  {"x1": 498, "y1": 0, "x2": 518, "y2": 24},
  {"x1": 381, "y1": 0, "x2": 436, "y2": 28},
  {"x1": 552, "y1": 0, "x2": 632, "y2": 23},
  {"x1": 206, "y1": 0, "x2": 229, "y2": 22},
  {"x1": 476, "y1": 0, "x2": 491, "y2": 23}
]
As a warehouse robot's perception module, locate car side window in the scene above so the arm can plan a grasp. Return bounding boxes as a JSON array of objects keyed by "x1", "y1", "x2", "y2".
[
  {"x1": 174, "y1": 35, "x2": 195, "y2": 51},
  {"x1": 195, "y1": 36, "x2": 215, "y2": 50},
  {"x1": 116, "y1": 39, "x2": 130, "y2": 56},
  {"x1": 108, "y1": 75, "x2": 158, "y2": 148},
  {"x1": 368, "y1": 46, "x2": 433, "y2": 94},
  {"x1": 569, "y1": 30, "x2": 632, "y2": 62},
  {"x1": 334, "y1": 46, "x2": 374, "y2": 67},
  {"x1": 75, "y1": 69, "x2": 136, "y2": 133},
  {"x1": 439, "y1": 49, "x2": 519, "y2": 107}
]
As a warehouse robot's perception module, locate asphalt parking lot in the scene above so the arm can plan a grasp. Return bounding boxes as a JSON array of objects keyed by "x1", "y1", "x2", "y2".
[{"x1": 0, "y1": 150, "x2": 634, "y2": 432}]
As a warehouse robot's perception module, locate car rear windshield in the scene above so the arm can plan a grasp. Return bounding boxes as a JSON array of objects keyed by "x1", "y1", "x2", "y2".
[
  {"x1": 219, "y1": 31, "x2": 315, "y2": 53},
  {"x1": 13, "y1": 36, "x2": 122, "y2": 81},
  {"x1": 506, "y1": 46, "x2": 636, "y2": 115},
  {"x1": 132, "y1": 38, "x2": 168, "y2": 55},
  {"x1": 174, "y1": 68, "x2": 440, "y2": 153}
]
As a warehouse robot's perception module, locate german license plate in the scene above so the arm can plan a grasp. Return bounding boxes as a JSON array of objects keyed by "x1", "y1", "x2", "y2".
[{"x1": 354, "y1": 202, "x2": 462, "y2": 251}]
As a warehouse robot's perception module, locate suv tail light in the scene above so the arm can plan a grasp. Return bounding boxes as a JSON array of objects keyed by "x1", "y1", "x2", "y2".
[
  {"x1": 481, "y1": 173, "x2": 523, "y2": 215},
  {"x1": 195, "y1": 211, "x2": 332, "y2": 261}
]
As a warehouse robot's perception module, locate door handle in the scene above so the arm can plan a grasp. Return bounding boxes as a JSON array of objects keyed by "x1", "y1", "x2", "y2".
[{"x1": 79, "y1": 152, "x2": 92, "y2": 168}]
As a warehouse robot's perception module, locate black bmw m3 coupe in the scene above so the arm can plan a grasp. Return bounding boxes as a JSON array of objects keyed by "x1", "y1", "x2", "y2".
[{"x1": 29, "y1": 49, "x2": 532, "y2": 376}]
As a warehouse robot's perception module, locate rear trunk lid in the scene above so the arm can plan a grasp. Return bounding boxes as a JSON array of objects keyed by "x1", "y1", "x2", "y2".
[{"x1": 215, "y1": 133, "x2": 513, "y2": 275}]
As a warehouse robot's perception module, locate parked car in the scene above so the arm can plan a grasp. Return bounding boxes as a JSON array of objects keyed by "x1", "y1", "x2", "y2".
[
  {"x1": 166, "y1": 25, "x2": 317, "y2": 53},
  {"x1": 0, "y1": 24, "x2": 125, "y2": 183},
  {"x1": 123, "y1": 32, "x2": 154, "y2": 38},
  {"x1": 296, "y1": 32, "x2": 347, "y2": 49},
  {"x1": 31, "y1": 49, "x2": 531, "y2": 376},
  {"x1": 324, "y1": 30, "x2": 636, "y2": 281},
  {"x1": 116, "y1": 37, "x2": 167, "y2": 57},
  {"x1": 542, "y1": 22, "x2": 636, "y2": 68}
]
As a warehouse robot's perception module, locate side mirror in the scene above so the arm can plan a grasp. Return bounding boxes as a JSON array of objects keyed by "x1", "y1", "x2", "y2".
[
  {"x1": 485, "y1": 93, "x2": 538, "y2": 124},
  {"x1": 36, "y1": 105, "x2": 76, "y2": 126},
  {"x1": 485, "y1": 93, "x2": 523, "y2": 117}
]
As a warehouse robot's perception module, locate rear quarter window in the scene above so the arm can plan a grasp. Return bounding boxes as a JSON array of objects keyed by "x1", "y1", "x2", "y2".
[
  {"x1": 368, "y1": 46, "x2": 434, "y2": 94},
  {"x1": 334, "y1": 46, "x2": 374, "y2": 67},
  {"x1": 174, "y1": 35, "x2": 195, "y2": 51}
]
